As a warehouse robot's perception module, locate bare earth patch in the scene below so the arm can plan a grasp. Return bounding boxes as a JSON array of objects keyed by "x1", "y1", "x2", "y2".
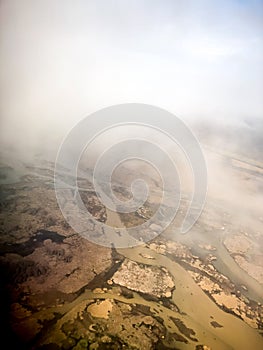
[{"x1": 113, "y1": 259, "x2": 175, "y2": 298}]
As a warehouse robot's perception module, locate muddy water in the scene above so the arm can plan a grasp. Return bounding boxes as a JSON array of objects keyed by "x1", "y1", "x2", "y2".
[
  {"x1": 103, "y1": 208, "x2": 263, "y2": 349},
  {"x1": 165, "y1": 216, "x2": 263, "y2": 303},
  {"x1": 166, "y1": 224, "x2": 263, "y2": 304},
  {"x1": 117, "y1": 245, "x2": 262, "y2": 350}
]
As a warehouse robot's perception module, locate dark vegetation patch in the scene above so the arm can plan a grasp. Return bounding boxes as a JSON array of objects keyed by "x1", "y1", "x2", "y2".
[
  {"x1": 170, "y1": 317, "x2": 198, "y2": 342},
  {"x1": 0, "y1": 230, "x2": 65, "y2": 257},
  {"x1": 210, "y1": 320, "x2": 223, "y2": 328}
]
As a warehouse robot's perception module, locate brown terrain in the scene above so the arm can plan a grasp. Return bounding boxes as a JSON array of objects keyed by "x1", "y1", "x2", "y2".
[{"x1": 0, "y1": 146, "x2": 263, "y2": 350}]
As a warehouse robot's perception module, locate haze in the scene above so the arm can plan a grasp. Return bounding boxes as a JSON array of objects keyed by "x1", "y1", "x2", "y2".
[{"x1": 0, "y1": 0, "x2": 263, "y2": 157}]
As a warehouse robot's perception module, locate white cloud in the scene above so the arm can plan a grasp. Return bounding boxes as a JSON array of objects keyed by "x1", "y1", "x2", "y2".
[{"x1": 0, "y1": 0, "x2": 262, "y2": 152}]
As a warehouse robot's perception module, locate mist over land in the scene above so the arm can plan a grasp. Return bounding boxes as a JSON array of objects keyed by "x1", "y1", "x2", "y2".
[
  {"x1": 0, "y1": 1, "x2": 263, "y2": 349},
  {"x1": 1, "y1": 0, "x2": 263, "y2": 155}
]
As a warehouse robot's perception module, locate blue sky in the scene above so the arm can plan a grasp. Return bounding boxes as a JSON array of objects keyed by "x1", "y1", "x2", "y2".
[{"x1": 0, "y1": 0, "x2": 262, "y2": 144}]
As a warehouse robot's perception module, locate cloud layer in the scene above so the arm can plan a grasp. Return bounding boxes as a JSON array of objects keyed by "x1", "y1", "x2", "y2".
[{"x1": 0, "y1": 0, "x2": 262, "y2": 152}]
